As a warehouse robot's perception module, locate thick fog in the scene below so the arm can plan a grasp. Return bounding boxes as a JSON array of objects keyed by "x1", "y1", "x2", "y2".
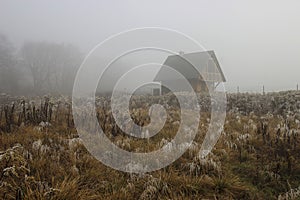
[{"x1": 0, "y1": 0, "x2": 299, "y2": 94}]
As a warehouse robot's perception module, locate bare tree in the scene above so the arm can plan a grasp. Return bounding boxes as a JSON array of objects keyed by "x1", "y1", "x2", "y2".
[
  {"x1": 0, "y1": 33, "x2": 18, "y2": 93},
  {"x1": 20, "y1": 42, "x2": 82, "y2": 94}
]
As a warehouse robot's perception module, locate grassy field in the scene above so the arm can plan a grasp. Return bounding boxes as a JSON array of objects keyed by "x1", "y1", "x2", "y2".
[{"x1": 0, "y1": 91, "x2": 300, "y2": 199}]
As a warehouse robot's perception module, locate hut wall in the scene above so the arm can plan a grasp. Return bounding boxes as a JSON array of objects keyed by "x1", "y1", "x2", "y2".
[{"x1": 160, "y1": 78, "x2": 215, "y2": 94}]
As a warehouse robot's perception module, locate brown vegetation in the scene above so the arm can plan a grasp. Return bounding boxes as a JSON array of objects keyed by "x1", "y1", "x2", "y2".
[{"x1": 0, "y1": 91, "x2": 300, "y2": 199}]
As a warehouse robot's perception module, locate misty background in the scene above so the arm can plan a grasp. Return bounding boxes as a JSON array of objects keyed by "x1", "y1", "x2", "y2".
[{"x1": 0, "y1": 0, "x2": 299, "y2": 94}]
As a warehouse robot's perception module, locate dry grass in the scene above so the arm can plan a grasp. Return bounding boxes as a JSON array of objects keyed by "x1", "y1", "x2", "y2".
[{"x1": 0, "y1": 91, "x2": 300, "y2": 199}]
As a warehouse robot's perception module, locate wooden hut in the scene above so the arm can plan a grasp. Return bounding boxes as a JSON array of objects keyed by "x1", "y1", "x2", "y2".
[{"x1": 154, "y1": 51, "x2": 226, "y2": 94}]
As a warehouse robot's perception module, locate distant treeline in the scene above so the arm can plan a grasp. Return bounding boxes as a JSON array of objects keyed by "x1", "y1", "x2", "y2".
[{"x1": 0, "y1": 33, "x2": 83, "y2": 95}]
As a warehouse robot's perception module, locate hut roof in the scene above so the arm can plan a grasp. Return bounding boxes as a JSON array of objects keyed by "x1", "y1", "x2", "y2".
[{"x1": 154, "y1": 50, "x2": 226, "y2": 82}]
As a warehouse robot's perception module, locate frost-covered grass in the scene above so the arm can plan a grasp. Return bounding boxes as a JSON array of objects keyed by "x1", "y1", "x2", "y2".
[{"x1": 0, "y1": 91, "x2": 300, "y2": 199}]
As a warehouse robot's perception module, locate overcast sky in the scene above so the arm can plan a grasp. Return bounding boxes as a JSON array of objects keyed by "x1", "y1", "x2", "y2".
[{"x1": 0, "y1": 0, "x2": 299, "y2": 92}]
